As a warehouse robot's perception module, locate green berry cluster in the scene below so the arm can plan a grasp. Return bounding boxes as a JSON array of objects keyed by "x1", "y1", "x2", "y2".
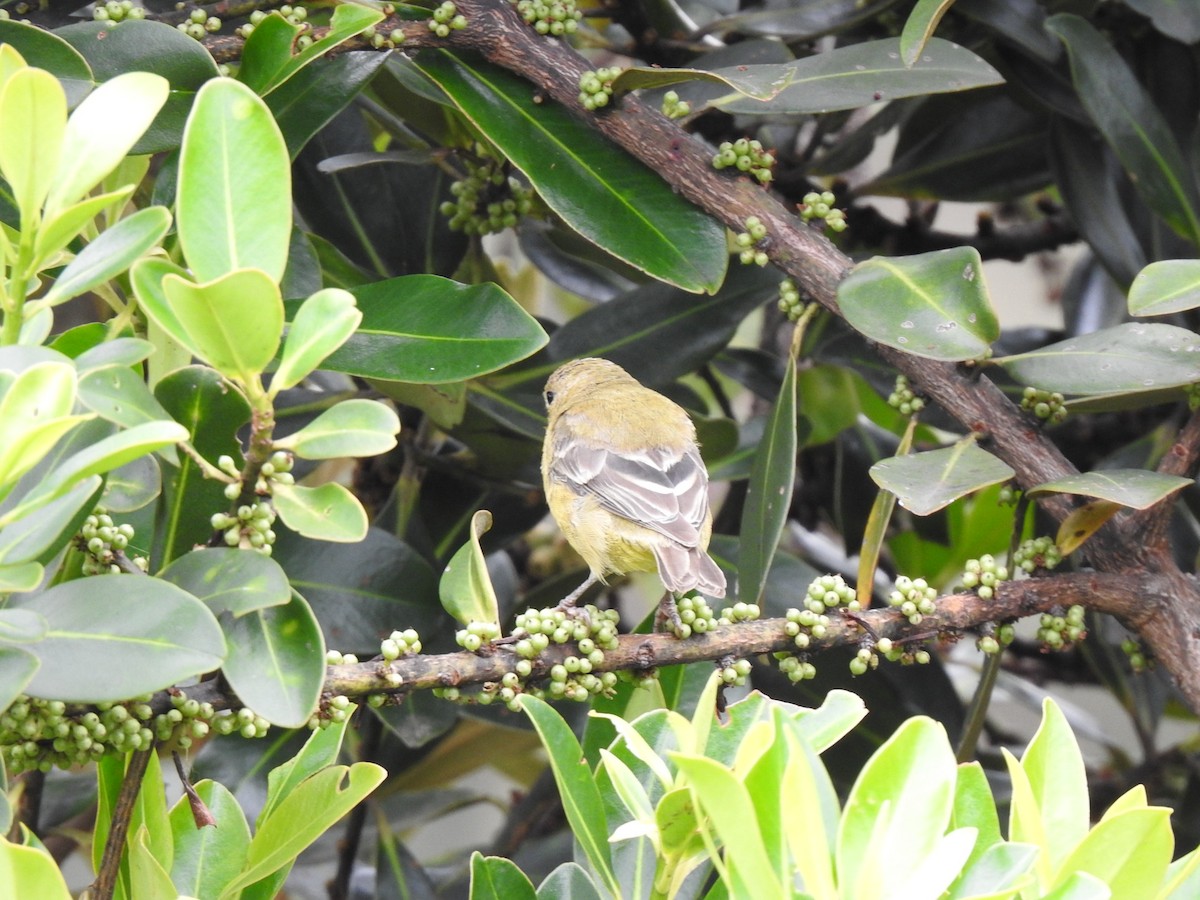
[
  {"x1": 512, "y1": 0, "x2": 581, "y2": 36},
  {"x1": 306, "y1": 694, "x2": 352, "y2": 730},
  {"x1": 777, "y1": 277, "x2": 805, "y2": 321},
  {"x1": 805, "y1": 573, "x2": 859, "y2": 614},
  {"x1": 849, "y1": 643, "x2": 879, "y2": 676},
  {"x1": 78, "y1": 513, "x2": 148, "y2": 576},
  {"x1": 734, "y1": 216, "x2": 769, "y2": 266},
  {"x1": 0, "y1": 691, "x2": 269, "y2": 774},
  {"x1": 239, "y1": 5, "x2": 308, "y2": 39},
  {"x1": 977, "y1": 621, "x2": 1016, "y2": 656},
  {"x1": 960, "y1": 554, "x2": 1009, "y2": 601},
  {"x1": 1186, "y1": 383, "x2": 1200, "y2": 411},
  {"x1": 177, "y1": 7, "x2": 220, "y2": 38},
  {"x1": 716, "y1": 658, "x2": 753, "y2": 686},
  {"x1": 887, "y1": 375, "x2": 925, "y2": 416},
  {"x1": 578, "y1": 67, "x2": 622, "y2": 110},
  {"x1": 718, "y1": 601, "x2": 760, "y2": 624},
  {"x1": 1038, "y1": 604, "x2": 1086, "y2": 650},
  {"x1": 456, "y1": 620, "x2": 502, "y2": 652},
  {"x1": 800, "y1": 191, "x2": 847, "y2": 232},
  {"x1": 671, "y1": 594, "x2": 719, "y2": 639},
  {"x1": 437, "y1": 605, "x2": 622, "y2": 710},
  {"x1": 380, "y1": 628, "x2": 422, "y2": 661},
  {"x1": 93, "y1": 0, "x2": 146, "y2": 22},
  {"x1": 429, "y1": 1, "x2": 467, "y2": 37},
  {"x1": 875, "y1": 637, "x2": 932, "y2": 667},
  {"x1": 1020, "y1": 387, "x2": 1067, "y2": 424},
  {"x1": 661, "y1": 91, "x2": 690, "y2": 119},
  {"x1": 440, "y1": 145, "x2": 536, "y2": 235},
  {"x1": 211, "y1": 502, "x2": 277, "y2": 555},
  {"x1": 326, "y1": 649, "x2": 360, "y2": 665},
  {"x1": 712, "y1": 138, "x2": 775, "y2": 184},
  {"x1": 887, "y1": 575, "x2": 936, "y2": 624},
  {"x1": 217, "y1": 450, "x2": 294, "y2": 503},
  {"x1": 1012, "y1": 536, "x2": 1062, "y2": 574},
  {"x1": 362, "y1": 24, "x2": 408, "y2": 48},
  {"x1": 775, "y1": 653, "x2": 818, "y2": 682},
  {"x1": 1121, "y1": 636, "x2": 1148, "y2": 672}
]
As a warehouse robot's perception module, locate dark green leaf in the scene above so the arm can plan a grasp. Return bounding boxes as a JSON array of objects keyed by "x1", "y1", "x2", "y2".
[
  {"x1": 154, "y1": 366, "x2": 251, "y2": 566},
  {"x1": 1128, "y1": 260, "x2": 1200, "y2": 316},
  {"x1": 274, "y1": 528, "x2": 441, "y2": 655},
  {"x1": 709, "y1": 0, "x2": 900, "y2": 41},
  {"x1": 611, "y1": 64, "x2": 795, "y2": 100},
  {"x1": 56, "y1": 21, "x2": 221, "y2": 154},
  {"x1": 1028, "y1": 469, "x2": 1191, "y2": 509},
  {"x1": 0, "y1": 20, "x2": 93, "y2": 106},
  {"x1": 869, "y1": 442, "x2": 1015, "y2": 516},
  {"x1": 101, "y1": 455, "x2": 162, "y2": 513},
  {"x1": 220, "y1": 591, "x2": 323, "y2": 727},
  {"x1": 861, "y1": 90, "x2": 1051, "y2": 201},
  {"x1": 169, "y1": 780, "x2": 251, "y2": 899},
  {"x1": 269, "y1": 52, "x2": 390, "y2": 159},
  {"x1": 469, "y1": 853, "x2": 537, "y2": 900},
  {"x1": 1124, "y1": 0, "x2": 1200, "y2": 44},
  {"x1": 837, "y1": 247, "x2": 999, "y2": 360},
  {"x1": 994, "y1": 323, "x2": 1200, "y2": 394},
  {"x1": 11, "y1": 576, "x2": 224, "y2": 701},
  {"x1": 239, "y1": 5, "x2": 382, "y2": 96},
  {"x1": 311, "y1": 276, "x2": 547, "y2": 383},
  {"x1": 412, "y1": 51, "x2": 727, "y2": 294},
  {"x1": 1048, "y1": 116, "x2": 1147, "y2": 288},
  {"x1": 1047, "y1": 14, "x2": 1200, "y2": 246},
  {"x1": 715, "y1": 39, "x2": 1003, "y2": 115},
  {"x1": 160, "y1": 548, "x2": 291, "y2": 617},
  {"x1": 737, "y1": 360, "x2": 796, "y2": 605}
]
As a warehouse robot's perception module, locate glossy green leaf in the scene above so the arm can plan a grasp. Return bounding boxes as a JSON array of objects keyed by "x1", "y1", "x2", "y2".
[
  {"x1": 438, "y1": 509, "x2": 500, "y2": 629},
  {"x1": 0, "y1": 21, "x2": 92, "y2": 106},
  {"x1": 1047, "y1": 14, "x2": 1200, "y2": 246},
  {"x1": 73, "y1": 336, "x2": 154, "y2": 371},
  {"x1": 221, "y1": 592, "x2": 324, "y2": 728},
  {"x1": 0, "y1": 477, "x2": 100, "y2": 566},
  {"x1": 0, "y1": 361, "x2": 85, "y2": 490},
  {"x1": 101, "y1": 455, "x2": 161, "y2": 513},
  {"x1": 155, "y1": 269, "x2": 284, "y2": 383},
  {"x1": 715, "y1": 39, "x2": 1003, "y2": 115},
  {"x1": 1124, "y1": 0, "x2": 1200, "y2": 43},
  {"x1": 949, "y1": 843, "x2": 1039, "y2": 900},
  {"x1": 274, "y1": 399, "x2": 399, "y2": 460},
  {"x1": 869, "y1": 442, "x2": 1014, "y2": 516},
  {"x1": 1020, "y1": 699, "x2": 1088, "y2": 875},
  {"x1": 838, "y1": 247, "x2": 998, "y2": 360},
  {"x1": 240, "y1": 4, "x2": 383, "y2": 96},
  {"x1": 535, "y1": 863, "x2": 603, "y2": 900},
  {"x1": 737, "y1": 359, "x2": 796, "y2": 605},
  {"x1": 1129, "y1": 260, "x2": 1200, "y2": 316},
  {"x1": 314, "y1": 276, "x2": 547, "y2": 383},
  {"x1": 273, "y1": 288, "x2": 361, "y2": 391},
  {"x1": 953, "y1": 761, "x2": 1002, "y2": 866},
  {"x1": 838, "y1": 716, "x2": 957, "y2": 899},
  {"x1": 10, "y1": 576, "x2": 224, "y2": 701},
  {"x1": 412, "y1": 52, "x2": 727, "y2": 294},
  {"x1": 34, "y1": 186, "x2": 136, "y2": 268},
  {"x1": 1053, "y1": 809, "x2": 1171, "y2": 899},
  {"x1": 994, "y1": 323, "x2": 1200, "y2": 395},
  {"x1": 0, "y1": 67, "x2": 65, "y2": 224},
  {"x1": 470, "y1": 853, "x2": 538, "y2": 900},
  {"x1": 271, "y1": 481, "x2": 368, "y2": 543},
  {"x1": 518, "y1": 695, "x2": 617, "y2": 895},
  {"x1": 0, "y1": 564, "x2": 41, "y2": 592},
  {"x1": 0, "y1": 648, "x2": 38, "y2": 723},
  {"x1": 170, "y1": 780, "x2": 251, "y2": 900},
  {"x1": 77, "y1": 365, "x2": 180, "y2": 466},
  {"x1": 160, "y1": 548, "x2": 291, "y2": 617},
  {"x1": 1027, "y1": 469, "x2": 1190, "y2": 510},
  {"x1": 901, "y1": 0, "x2": 956, "y2": 66},
  {"x1": 177, "y1": 77, "x2": 291, "y2": 283},
  {"x1": 128, "y1": 828, "x2": 176, "y2": 900},
  {"x1": 671, "y1": 753, "x2": 781, "y2": 897},
  {"x1": 14, "y1": 420, "x2": 188, "y2": 519},
  {"x1": 260, "y1": 709, "x2": 356, "y2": 823},
  {"x1": 0, "y1": 837, "x2": 73, "y2": 900},
  {"x1": 56, "y1": 20, "x2": 221, "y2": 154},
  {"x1": 41, "y1": 206, "x2": 170, "y2": 307},
  {"x1": 221, "y1": 762, "x2": 386, "y2": 896},
  {"x1": 44, "y1": 71, "x2": 168, "y2": 216}
]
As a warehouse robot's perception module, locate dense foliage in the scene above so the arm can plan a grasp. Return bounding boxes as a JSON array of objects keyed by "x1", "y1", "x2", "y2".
[{"x1": 0, "y1": 0, "x2": 1199, "y2": 896}]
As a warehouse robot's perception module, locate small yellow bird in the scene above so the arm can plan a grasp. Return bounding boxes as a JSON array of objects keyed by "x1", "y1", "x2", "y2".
[{"x1": 540, "y1": 358, "x2": 727, "y2": 616}]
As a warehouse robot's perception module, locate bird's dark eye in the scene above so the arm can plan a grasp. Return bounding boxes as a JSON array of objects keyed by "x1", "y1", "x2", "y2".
[{"x1": 544, "y1": 390, "x2": 555, "y2": 406}]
